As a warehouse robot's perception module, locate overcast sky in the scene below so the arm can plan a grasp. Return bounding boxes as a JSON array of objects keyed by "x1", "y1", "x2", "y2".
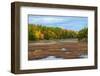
[{"x1": 28, "y1": 15, "x2": 88, "y2": 31}]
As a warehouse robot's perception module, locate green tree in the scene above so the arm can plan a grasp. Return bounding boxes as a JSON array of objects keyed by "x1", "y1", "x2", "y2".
[
  {"x1": 78, "y1": 27, "x2": 88, "y2": 41},
  {"x1": 28, "y1": 24, "x2": 85, "y2": 41}
]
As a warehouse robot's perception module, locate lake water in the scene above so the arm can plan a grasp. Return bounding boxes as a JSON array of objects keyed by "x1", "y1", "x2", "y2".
[
  {"x1": 79, "y1": 54, "x2": 88, "y2": 58},
  {"x1": 40, "y1": 56, "x2": 64, "y2": 60},
  {"x1": 29, "y1": 39, "x2": 87, "y2": 60},
  {"x1": 39, "y1": 54, "x2": 88, "y2": 60},
  {"x1": 40, "y1": 48, "x2": 87, "y2": 60}
]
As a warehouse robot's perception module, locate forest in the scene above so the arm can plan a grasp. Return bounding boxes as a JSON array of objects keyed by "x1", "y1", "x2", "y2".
[{"x1": 28, "y1": 24, "x2": 88, "y2": 41}]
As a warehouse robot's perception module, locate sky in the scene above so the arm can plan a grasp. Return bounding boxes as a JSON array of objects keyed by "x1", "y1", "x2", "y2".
[{"x1": 28, "y1": 15, "x2": 88, "y2": 31}]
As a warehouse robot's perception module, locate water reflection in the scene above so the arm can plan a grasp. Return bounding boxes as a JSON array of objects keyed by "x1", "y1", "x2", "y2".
[
  {"x1": 79, "y1": 54, "x2": 88, "y2": 58},
  {"x1": 40, "y1": 56, "x2": 64, "y2": 60},
  {"x1": 61, "y1": 48, "x2": 68, "y2": 51},
  {"x1": 38, "y1": 54, "x2": 87, "y2": 60}
]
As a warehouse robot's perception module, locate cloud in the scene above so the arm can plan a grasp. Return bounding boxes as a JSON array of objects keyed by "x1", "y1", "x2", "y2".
[{"x1": 28, "y1": 15, "x2": 88, "y2": 31}]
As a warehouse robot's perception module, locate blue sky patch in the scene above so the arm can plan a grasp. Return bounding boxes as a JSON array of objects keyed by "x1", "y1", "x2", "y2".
[{"x1": 28, "y1": 15, "x2": 88, "y2": 31}]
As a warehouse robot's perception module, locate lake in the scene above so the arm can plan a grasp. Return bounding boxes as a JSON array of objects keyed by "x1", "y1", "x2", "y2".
[{"x1": 28, "y1": 39, "x2": 88, "y2": 60}]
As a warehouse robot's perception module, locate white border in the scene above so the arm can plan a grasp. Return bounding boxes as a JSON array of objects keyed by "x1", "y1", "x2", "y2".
[{"x1": 20, "y1": 7, "x2": 95, "y2": 70}]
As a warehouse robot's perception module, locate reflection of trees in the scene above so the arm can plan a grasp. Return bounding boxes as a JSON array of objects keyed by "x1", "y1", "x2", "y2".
[{"x1": 28, "y1": 24, "x2": 88, "y2": 41}]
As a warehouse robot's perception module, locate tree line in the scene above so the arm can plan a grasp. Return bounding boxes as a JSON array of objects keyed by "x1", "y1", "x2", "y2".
[{"x1": 28, "y1": 24, "x2": 88, "y2": 41}]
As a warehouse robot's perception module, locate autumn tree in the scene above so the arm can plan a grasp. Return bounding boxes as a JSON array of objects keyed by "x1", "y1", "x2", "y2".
[
  {"x1": 28, "y1": 24, "x2": 87, "y2": 41},
  {"x1": 77, "y1": 27, "x2": 88, "y2": 41}
]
